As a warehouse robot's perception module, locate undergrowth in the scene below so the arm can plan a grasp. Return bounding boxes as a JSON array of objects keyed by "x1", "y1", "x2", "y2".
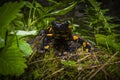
[{"x1": 0, "y1": 0, "x2": 120, "y2": 80}]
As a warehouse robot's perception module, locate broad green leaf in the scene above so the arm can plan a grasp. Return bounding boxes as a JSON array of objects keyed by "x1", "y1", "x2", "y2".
[
  {"x1": 0, "y1": 2, "x2": 24, "y2": 28},
  {"x1": 0, "y1": 2, "x2": 24, "y2": 48},
  {"x1": 50, "y1": 2, "x2": 77, "y2": 15},
  {"x1": 6, "y1": 35, "x2": 33, "y2": 57},
  {"x1": 0, "y1": 45, "x2": 27, "y2": 76},
  {"x1": 19, "y1": 40, "x2": 33, "y2": 57}
]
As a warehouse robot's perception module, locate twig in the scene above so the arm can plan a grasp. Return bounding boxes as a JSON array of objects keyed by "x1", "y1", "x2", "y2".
[
  {"x1": 102, "y1": 69, "x2": 112, "y2": 78},
  {"x1": 92, "y1": 53, "x2": 112, "y2": 78},
  {"x1": 88, "y1": 51, "x2": 119, "y2": 80},
  {"x1": 87, "y1": 60, "x2": 120, "y2": 69},
  {"x1": 85, "y1": 69, "x2": 96, "y2": 78},
  {"x1": 28, "y1": 57, "x2": 61, "y2": 65},
  {"x1": 43, "y1": 68, "x2": 64, "y2": 79},
  {"x1": 27, "y1": 50, "x2": 37, "y2": 63},
  {"x1": 76, "y1": 71, "x2": 82, "y2": 80},
  {"x1": 29, "y1": 53, "x2": 90, "y2": 65},
  {"x1": 77, "y1": 54, "x2": 91, "y2": 63}
]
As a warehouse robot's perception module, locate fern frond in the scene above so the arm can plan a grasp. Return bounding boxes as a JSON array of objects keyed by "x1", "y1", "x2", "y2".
[{"x1": 95, "y1": 34, "x2": 120, "y2": 52}]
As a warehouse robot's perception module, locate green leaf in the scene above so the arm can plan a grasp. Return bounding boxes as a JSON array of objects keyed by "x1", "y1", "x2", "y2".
[
  {"x1": 0, "y1": 36, "x2": 5, "y2": 48},
  {"x1": 106, "y1": 35, "x2": 120, "y2": 51},
  {"x1": 19, "y1": 40, "x2": 33, "y2": 57},
  {"x1": 15, "y1": 30, "x2": 37, "y2": 36},
  {"x1": 0, "y1": 26, "x2": 7, "y2": 48},
  {"x1": 61, "y1": 60, "x2": 76, "y2": 67},
  {"x1": 33, "y1": 70, "x2": 40, "y2": 79},
  {"x1": 48, "y1": 0, "x2": 59, "y2": 4},
  {"x1": 43, "y1": 18, "x2": 55, "y2": 26},
  {"x1": 25, "y1": 1, "x2": 33, "y2": 8},
  {"x1": 95, "y1": 34, "x2": 106, "y2": 45},
  {"x1": 0, "y1": 45, "x2": 27, "y2": 76},
  {"x1": 0, "y1": 2, "x2": 24, "y2": 28},
  {"x1": 88, "y1": 0, "x2": 101, "y2": 11},
  {"x1": 0, "y1": 2, "x2": 24, "y2": 48},
  {"x1": 50, "y1": 2, "x2": 76, "y2": 15},
  {"x1": 95, "y1": 34, "x2": 120, "y2": 52}
]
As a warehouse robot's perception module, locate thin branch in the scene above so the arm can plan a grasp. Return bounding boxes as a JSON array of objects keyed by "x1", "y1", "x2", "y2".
[
  {"x1": 28, "y1": 57, "x2": 61, "y2": 65},
  {"x1": 27, "y1": 50, "x2": 37, "y2": 63},
  {"x1": 86, "y1": 69, "x2": 96, "y2": 78},
  {"x1": 87, "y1": 60, "x2": 120, "y2": 69},
  {"x1": 28, "y1": 52, "x2": 90, "y2": 65},
  {"x1": 43, "y1": 68, "x2": 64, "y2": 79},
  {"x1": 77, "y1": 54, "x2": 91, "y2": 63},
  {"x1": 102, "y1": 69, "x2": 112, "y2": 78}
]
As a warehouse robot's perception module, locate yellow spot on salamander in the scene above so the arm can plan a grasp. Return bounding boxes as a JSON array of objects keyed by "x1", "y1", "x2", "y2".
[
  {"x1": 83, "y1": 42, "x2": 86, "y2": 47},
  {"x1": 47, "y1": 34, "x2": 53, "y2": 36},
  {"x1": 44, "y1": 45, "x2": 49, "y2": 49},
  {"x1": 85, "y1": 48, "x2": 89, "y2": 52},
  {"x1": 49, "y1": 27, "x2": 53, "y2": 32},
  {"x1": 73, "y1": 35, "x2": 79, "y2": 41}
]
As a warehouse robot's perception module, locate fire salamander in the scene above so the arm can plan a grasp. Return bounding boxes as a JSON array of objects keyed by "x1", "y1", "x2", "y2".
[{"x1": 34, "y1": 20, "x2": 96, "y2": 55}]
